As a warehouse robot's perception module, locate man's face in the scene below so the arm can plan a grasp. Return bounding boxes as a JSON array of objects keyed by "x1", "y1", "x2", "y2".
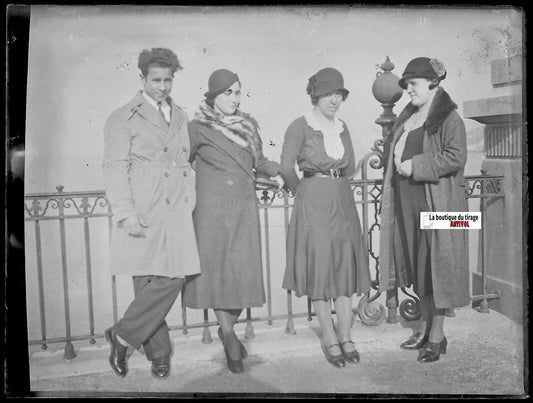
[{"x1": 141, "y1": 66, "x2": 174, "y2": 103}]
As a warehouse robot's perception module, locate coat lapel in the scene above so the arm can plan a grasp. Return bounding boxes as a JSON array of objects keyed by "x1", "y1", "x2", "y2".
[
  {"x1": 129, "y1": 92, "x2": 170, "y2": 146},
  {"x1": 196, "y1": 125, "x2": 254, "y2": 179},
  {"x1": 163, "y1": 98, "x2": 186, "y2": 148},
  {"x1": 168, "y1": 100, "x2": 185, "y2": 135}
]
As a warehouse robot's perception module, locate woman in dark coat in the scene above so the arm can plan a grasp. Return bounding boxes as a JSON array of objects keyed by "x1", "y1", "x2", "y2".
[
  {"x1": 280, "y1": 68, "x2": 371, "y2": 369},
  {"x1": 378, "y1": 57, "x2": 469, "y2": 363},
  {"x1": 183, "y1": 69, "x2": 283, "y2": 373}
]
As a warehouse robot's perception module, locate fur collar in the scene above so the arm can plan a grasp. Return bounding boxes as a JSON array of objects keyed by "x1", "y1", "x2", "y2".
[{"x1": 392, "y1": 87, "x2": 457, "y2": 135}]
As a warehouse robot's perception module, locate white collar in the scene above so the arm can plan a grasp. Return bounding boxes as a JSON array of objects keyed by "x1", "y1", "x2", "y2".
[
  {"x1": 304, "y1": 111, "x2": 343, "y2": 136},
  {"x1": 142, "y1": 91, "x2": 169, "y2": 110}
]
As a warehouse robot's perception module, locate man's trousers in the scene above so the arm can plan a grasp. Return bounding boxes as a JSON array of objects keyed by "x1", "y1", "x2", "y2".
[{"x1": 115, "y1": 275, "x2": 184, "y2": 361}]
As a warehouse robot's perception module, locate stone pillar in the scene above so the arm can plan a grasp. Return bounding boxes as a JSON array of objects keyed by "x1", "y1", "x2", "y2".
[{"x1": 463, "y1": 55, "x2": 523, "y2": 324}]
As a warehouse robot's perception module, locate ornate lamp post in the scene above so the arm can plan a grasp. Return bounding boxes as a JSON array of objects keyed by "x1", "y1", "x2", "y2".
[
  {"x1": 372, "y1": 56, "x2": 403, "y2": 168},
  {"x1": 371, "y1": 56, "x2": 403, "y2": 323}
]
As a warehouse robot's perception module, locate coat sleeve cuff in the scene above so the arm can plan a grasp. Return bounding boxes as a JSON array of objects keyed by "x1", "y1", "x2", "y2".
[
  {"x1": 112, "y1": 204, "x2": 140, "y2": 224},
  {"x1": 412, "y1": 153, "x2": 439, "y2": 183}
]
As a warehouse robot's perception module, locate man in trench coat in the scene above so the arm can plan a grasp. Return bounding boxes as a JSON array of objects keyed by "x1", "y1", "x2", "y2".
[{"x1": 103, "y1": 48, "x2": 201, "y2": 379}]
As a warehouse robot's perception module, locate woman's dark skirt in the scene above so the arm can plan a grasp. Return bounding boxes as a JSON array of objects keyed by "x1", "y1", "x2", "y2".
[
  {"x1": 393, "y1": 125, "x2": 433, "y2": 298},
  {"x1": 282, "y1": 177, "x2": 371, "y2": 300}
]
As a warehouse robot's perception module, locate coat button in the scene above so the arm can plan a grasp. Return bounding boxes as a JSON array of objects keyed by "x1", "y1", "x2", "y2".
[
  {"x1": 227, "y1": 180, "x2": 234, "y2": 186},
  {"x1": 147, "y1": 279, "x2": 151, "y2": 283},
  {"x1": 182, "y1": 146, "x2": 188, "y2": 153},
  {"x1": 166, "y1": 198, "x2": 170, "y2": 204},
  {"x1": 183, "y1": 171, "x2": 188, "y2": 177},
  {"x1": 164, "y1": 172, "x2": 170, "y2": 177}
]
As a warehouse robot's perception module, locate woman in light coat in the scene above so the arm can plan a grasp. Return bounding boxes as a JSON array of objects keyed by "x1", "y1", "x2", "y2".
[
  {"x1": 379, "y1": 57, "x2": 469, "y2": 363},
  {"x1": 183, "y1": 69, "x2": 283, "y2": 374}
]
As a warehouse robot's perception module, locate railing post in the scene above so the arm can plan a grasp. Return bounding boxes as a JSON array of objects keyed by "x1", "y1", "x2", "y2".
[
  {"x1": 282, "y1": 191, "x2": 297, "y2": 335},
  {"x1": 244, "y1": 308, "x2": 255, "y2": 340},
  {"x1": 201, "y1": 309, "x2": 212, "y2": 344},
  {"x1": 386, "y1": 289, "x2": 399, "y2": 324},
  {"x1": 372, "y1": 56, "x2": 403, "y2": 324},
  {"x1": 81, "y1": 197, "x2": 96, "y2": 344},
  {"x1": 107, "y1": 201, "x2": 118, "y2": 324},
  {"x1": 181, "y1": 292, "x2": 188, "y2": 335},
  {"x1": 31, "y1": 200, "x2": 48, "y2": 350},
  {"x1": 478, "y1": 169, "x2": 489, "y2": 313},
  {"x1": 56, "y1": 186, "x2": 76, "y2": 359},
  {"x1": 262, "y1": 190, "x2": 273, "y2": 326}
]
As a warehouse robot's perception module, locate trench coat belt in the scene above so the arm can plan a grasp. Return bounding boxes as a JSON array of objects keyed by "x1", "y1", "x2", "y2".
[{"x1": 130, "y1": 160, "x2": 191, "y2": 170}]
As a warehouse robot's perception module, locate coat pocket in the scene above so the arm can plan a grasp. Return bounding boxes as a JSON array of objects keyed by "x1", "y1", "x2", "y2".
[{"x1": 130, "y1": 168, "x2": 160, "y2": 213}]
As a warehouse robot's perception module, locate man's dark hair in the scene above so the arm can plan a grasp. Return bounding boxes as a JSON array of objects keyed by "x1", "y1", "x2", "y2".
[{"x1": 138, "y1": 48, "x2": 182, "y2": 76}]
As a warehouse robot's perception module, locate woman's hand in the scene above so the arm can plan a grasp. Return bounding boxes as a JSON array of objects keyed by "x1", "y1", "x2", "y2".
[
  {"x1": 272, "y1": 174, "x2": 285, "y2": 192},
  {"x1": 121, "y1": 215, "x2": 149, "y2": 238},
  {"x1": 396, "y1": 159, "x2": 413, "y2": 177}
]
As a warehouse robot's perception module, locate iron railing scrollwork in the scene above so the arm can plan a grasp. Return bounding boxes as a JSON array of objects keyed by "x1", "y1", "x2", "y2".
[{"x1": 23, "y1": 150, "x2": 505, "y2": 359}]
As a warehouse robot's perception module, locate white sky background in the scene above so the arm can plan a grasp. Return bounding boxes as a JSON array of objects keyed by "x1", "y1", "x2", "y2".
[{"x1": 24, "y1": 5, "x2": 523, "y2": 193}]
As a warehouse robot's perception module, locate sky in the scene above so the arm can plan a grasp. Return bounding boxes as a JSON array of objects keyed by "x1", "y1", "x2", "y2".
[{"x1": 24, "y1": 5, "x2": 522, "y2": 192}]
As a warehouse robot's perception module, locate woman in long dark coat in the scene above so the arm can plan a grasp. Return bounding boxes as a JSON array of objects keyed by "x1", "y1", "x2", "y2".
[
  {"x1": 280, "y1": 68, "x2": 371, "y2": 369},
  {"x1": 379, "y1": 57, "x2": 469, "y2": 363},
  {"x1": 183, "y1": 69, "x2": 283, "y2": 373}
]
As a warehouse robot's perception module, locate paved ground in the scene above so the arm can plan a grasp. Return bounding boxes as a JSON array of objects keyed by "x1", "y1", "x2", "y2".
[{"x1": 28, "y1": 307, "x2": 526, "y2": 397}]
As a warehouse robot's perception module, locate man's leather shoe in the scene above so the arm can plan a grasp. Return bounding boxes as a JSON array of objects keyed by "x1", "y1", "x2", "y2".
[
  {"x1": 151, "y1": 356, "x2": 171, "y2": 379},
  {"x1": 104, "y1": 327, "x2": 128, "y2": 377},
  {"x1": 400, "y1": 331, "x2": 429, "y2": 350}
]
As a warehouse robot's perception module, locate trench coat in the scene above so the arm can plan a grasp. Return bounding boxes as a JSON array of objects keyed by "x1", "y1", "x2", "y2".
[
  {"x1": 378, "y1": 88, "x2": 470, "y2": 309},
  {"x1": 103, "y1": 91, "x2": 201, "y2": 278},
  {"x1": 183, "y1": 118, "x2": 280, "y2": 309}
]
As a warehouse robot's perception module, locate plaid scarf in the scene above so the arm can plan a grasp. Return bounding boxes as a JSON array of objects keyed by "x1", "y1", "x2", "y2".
[{"x1": 195, "y1": 100, "x2": 263, "y2": 167}]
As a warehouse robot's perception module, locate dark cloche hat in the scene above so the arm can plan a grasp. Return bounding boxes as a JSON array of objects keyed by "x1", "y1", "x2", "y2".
[
  {"x1": 204, "y1": 69, "x2": 240, "y2": 100},
  {"x1": 306, "y1": 67, "x2": 349, "y2": 100},
  {"x1": 398, "y1": 57, "x2": 447, "y2": 89}
]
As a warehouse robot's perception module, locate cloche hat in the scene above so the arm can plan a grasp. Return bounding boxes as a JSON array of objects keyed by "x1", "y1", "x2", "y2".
[
  {"x1": 306, "y1": 67, "x2": 349, "y2": 100},
  {"x1": 204, "y1": 69, "x2": 240, "y2": 100},
  {"x1": 398, "y1": 57, "x2": 447, "y2": 89}
]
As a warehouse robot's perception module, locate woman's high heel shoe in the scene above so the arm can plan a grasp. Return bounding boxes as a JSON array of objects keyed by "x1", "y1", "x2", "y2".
[
  {"x1": 400, "y1": 331, "x2": 430, "y2": 350},
  {"x1": 321, "y1": 344, "x2": 345, "y2": 368},
  {"x1": 218, "y1": 327, "x2": 248, "y2": 359},
  {"x1": 418, "y1": 337, "x2": 447, "y2": 363},
  {"x1": 339, "y1": 340, "x2": 360, "y2": 364},
  {"x1": 222, "y1": 333, "x2": 244, "y2": 373}
]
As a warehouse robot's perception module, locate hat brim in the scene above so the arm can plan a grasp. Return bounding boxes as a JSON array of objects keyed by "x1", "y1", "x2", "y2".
[
  {"x1": 315, "y1": 87, "x2": 350, "y2": 99},
  {"x1": 204, "y1": 74, "x2": 240, "y2": 100},
  {"x1": 399, "y1": 72, "x2": 441, "y2": 90}
]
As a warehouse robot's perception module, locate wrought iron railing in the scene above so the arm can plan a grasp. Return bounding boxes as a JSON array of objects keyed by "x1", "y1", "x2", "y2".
[{"x1": 24, "y1": 156, "x2": 504, "y2": 359}]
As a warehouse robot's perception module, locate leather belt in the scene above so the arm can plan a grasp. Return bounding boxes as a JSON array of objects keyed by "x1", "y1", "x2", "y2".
[{"x1": 303, "y1": 169, "x2": 345, "y2": 179}]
